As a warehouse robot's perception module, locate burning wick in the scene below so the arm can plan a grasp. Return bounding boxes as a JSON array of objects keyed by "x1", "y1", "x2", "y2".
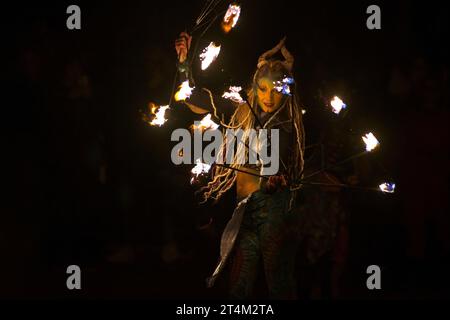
[
  {"x1": 273, "y1": 77, "x2": 294, "y2": 96},
  {"x1": 222, "y1": 4, "x2": 241, "y2": 33},
  {"x1": 199, "y1": 42, "x2": 221, "y2": 70},
  {"x1": 174, "y1": 80, "x2": 194, "y2": 101},
  {"x1": 330, "y1": 96, "x2": 347, "y2": 114},
  {"x1": 362, "y1": 132, "x2": 380, "y2": 152},
  {"x1": 222, "y1": 86, "x2": 244, "y2": 104},
  {"x1": 190, "y1": 159, "x2": 212, "y2": 184},
  {"x1": 192, "y1": 114, "x2": 219, "y2": 131},
  {"x1": 379, "y1": 182, "x2": 395, "y2": 193},
  {"x1": 149, "y1": 105, "x2": 169, "y2": 127}
]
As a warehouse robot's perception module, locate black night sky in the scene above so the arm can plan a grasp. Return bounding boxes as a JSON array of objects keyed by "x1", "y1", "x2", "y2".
[{"x1": 3, "y1": 0, "x2": 450, "y2": 299}]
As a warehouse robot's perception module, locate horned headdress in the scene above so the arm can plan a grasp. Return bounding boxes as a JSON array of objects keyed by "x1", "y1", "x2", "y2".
[{"x1": 256, "y1": 36, "x2": 294, "y2": 71}]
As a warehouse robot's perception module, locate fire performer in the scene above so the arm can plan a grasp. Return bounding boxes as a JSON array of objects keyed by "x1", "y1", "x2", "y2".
[{"x1": 175, "y1": 31, "x2": 306, "y2": 299}]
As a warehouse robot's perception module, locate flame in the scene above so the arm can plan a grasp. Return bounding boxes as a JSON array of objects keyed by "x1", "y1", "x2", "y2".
[
  {"x1": 174, "y1": 80, "x2": 194, "y2": 101},
  {"x1": 190, "y1": 159, "x2": 212, "y2": 184},
  {"x1": 362, "y1": 132, "x2": 380, "y2": 152},
  {"x1": 273, "y1": 77, "x2": 294, "y2": 96},
  {"x1": 330, "y1": 96, "x2": 347, "y2": 114},
  {"x1": 222, "y1": 4, "x2": 241, "y2": 33},
  {"x1": 149, "y1": 105, "x2": 169, "y2": 127},
  {"x1": 302, "y1": 109, "x2": 306, "y2": 115},
  {"x1": 193, "y1": 114, "x2": 219, "y2": 131},
  {"x1": 379, "y1": 182, "x2": 395, "y2": 193},
  {"x1": 222, "y1": 86, "x2": 244, "y2": 104},
  {"x1": 199, "y1": 42, "x2": 221, "y2": 70}
]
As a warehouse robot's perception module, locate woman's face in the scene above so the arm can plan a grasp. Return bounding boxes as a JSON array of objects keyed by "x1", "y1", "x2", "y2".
[{"x1": 256, "y1": 77, "x2": 284, "y2": 113}]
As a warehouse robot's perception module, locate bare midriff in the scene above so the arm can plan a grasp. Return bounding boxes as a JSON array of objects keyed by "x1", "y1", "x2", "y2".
[{"x1": 236, "y1": 168, "x2": 261, "y2": 199}]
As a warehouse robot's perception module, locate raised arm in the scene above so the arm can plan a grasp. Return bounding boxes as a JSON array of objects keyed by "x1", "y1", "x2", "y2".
[{"x1": 174, "y1": 32, "x2": 237, "y2": 119}]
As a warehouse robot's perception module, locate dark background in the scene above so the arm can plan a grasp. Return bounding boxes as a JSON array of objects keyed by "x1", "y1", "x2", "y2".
[{"x1": 3, "y1": 0, "x2": 449, "y2": 299}]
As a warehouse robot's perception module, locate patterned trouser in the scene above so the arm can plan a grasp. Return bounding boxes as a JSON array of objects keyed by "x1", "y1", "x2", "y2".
[{"x1": 229, "y1": 188, "x2": 301, "y2": 299}]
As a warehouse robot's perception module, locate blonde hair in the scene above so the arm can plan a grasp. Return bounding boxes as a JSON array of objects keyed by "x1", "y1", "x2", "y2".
[{"x1": 199, "y1": 60, "x2": 305, "y2": 204}]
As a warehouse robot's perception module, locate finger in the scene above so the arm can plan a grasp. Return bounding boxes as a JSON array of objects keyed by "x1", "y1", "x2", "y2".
[
  {"x1": 175, "y1": 43, "x2": 187, "y2": 50},
  {"x1": 187, "y1": 36, "x2": 192, "y2": 49},
  {"x1": 176, "y1": 35, "x2": 188, "y2": 42},
  {"x1": 175, "y1": 46, "x2": 186, "y2": 54},
  {"x1": 179, "y1": 32, "x2": 191, "y2": 42},
  {"x1": 178, "y1": 32, "x2": 191, "y2": 45},
  {"x1": 175, "y1": 39, "x2": 187, "y2": 46}
]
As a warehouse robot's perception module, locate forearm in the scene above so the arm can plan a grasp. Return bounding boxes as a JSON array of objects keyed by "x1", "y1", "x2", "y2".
[{"x1": 183, "y1": 101, "x2": 209, "y2": 114}]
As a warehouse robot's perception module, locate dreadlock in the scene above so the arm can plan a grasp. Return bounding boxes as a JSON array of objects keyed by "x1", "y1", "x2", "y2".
[{"x1": 198, "y1": 59, "x2": 305, "y2": 204}]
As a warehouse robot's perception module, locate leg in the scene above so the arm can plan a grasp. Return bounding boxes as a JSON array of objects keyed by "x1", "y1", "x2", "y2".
[
  {"x1": 260, "y1": 206, "x2": 300, "y2": 299},
  {"x1": 229, "y1": 225, "x2": 260, "y2": 299}
]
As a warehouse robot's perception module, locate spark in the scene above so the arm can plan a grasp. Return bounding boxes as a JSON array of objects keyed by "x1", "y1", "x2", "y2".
[
  {"x1": 190, "y1": 159, "x2": 212, "y2": 184},
  {"x1": 192, "y1": 113, "x2": 220, "y2": 131},
  {"x1": 379, "y1": 182, "x2": 395, "y2": 193},
  {"x1": 330, "y1": 96, "x2": 347, "y2": 114},
  {"x1": 362, "y1": 132, "x2": 380, "y2": 152},
  {"x1": 199, "y1": 42, "x2": 221, "y2": 70},
  {"x1": 222, "y1": 86, "x2": 244, "y2": 104},
  {"x1": 222, "y1": 4, "x2": 241, "y2": 33},
  {"x1": 273, "y1": 77, "x2": 294, "y2": 96},
  {"x1": 174, "y1": 80, "x2": 194, "y2": 101},
  {"x1": 149, "y1": 105, "x2": 169, "y2": 127}
]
